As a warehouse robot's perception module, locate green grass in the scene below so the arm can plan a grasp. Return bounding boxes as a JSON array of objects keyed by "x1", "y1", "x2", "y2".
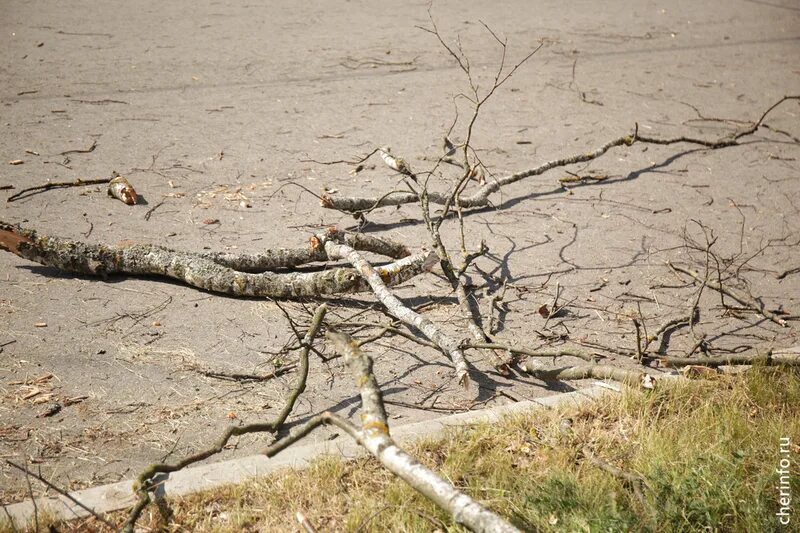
[{"x1": 6, "y1": 366, "x2": 800, "y2": 532}]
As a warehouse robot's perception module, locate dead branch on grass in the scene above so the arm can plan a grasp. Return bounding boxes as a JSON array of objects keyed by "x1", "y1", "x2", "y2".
[
  {"x1": 580, "y1": 447, "x2": 650, "y2": 508},
  {"x1": 122, "y1": 304, "x2": 328, "y2": 532},
  {"x1": 650, "y1": 350, "x2": 800, "y2": 368},
  {"x1": 519, "y1": 359, "x2": 656, "y2": 389},
  {"x1": 325, "y1": 331, "x2": 521, "y2": 533}
]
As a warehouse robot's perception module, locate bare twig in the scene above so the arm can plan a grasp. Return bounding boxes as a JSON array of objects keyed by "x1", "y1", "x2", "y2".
[
  {"x1": 122, "y1": 304, "x2": 328, "y2": 532},
  {"x1": 5, "y1": 460, "x2": 115, "y2": 528},
  {"x1": 581, "y1": 447, "x2": 649, "y2": 508},
  {"x1": 7, "y1": 177, "x2": 111, "y2": 203},
  {"x1": 59, "y1": 139, "x2": 98, "y2": 155},
  {"x1": 323, "y1": 96, "x2": 799, "y2": 215},
  {"x1": 669, "y1": 263, "x2": 787, "y2": 327}
]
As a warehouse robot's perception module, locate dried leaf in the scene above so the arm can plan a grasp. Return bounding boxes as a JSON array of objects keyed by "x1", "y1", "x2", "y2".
[{"x1": 538, "y1": 304, "x2": 550, "y2": 318}]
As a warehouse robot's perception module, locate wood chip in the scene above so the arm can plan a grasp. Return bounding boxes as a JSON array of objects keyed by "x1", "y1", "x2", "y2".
[
  {"x1": 36, "y1": 403, "x2": 62, "y2": 418},
  {"x1": 9, "y1": 160, "x2": 24, "y2": 165},
  {"x1": 64, "y1": 395, "x2": 89, "y2": 406},
  {"x1": 34, "y1": 322, "x2": 47, "y2": 328},
  {"x1": 108, "y1": 174, "x2": 138, "y2": 205}
]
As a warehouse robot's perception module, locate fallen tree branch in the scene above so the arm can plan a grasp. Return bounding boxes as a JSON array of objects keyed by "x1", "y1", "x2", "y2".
[
  {"x1": 463, "y1": 341, "x2": 597, "y2": 362},
  {"x1": 580, "y1": 447, "x2": 650, "y2": 508},
  {"x1": 650, "y1": 350, "x2": 800, "y2": 368},
  {"x1": 321, "y1": 133, "x2": 635, "y2": 213},
  {"x1": 5, "y1": 460, "x2": 115, "y2": 529},
  {"x1": 519, "y1": 359, "x2": 655, "y2": 388},
  {"x1": 324, "y1": 238, "x2": 471, "y2": 387},
  {"x1": 321, "y1": 96, "x2": 798, "y2": 215},
  {"x1": 326, "y1": 331, "x2": 520, "y2": 533},
  {"x1": 669, "y1": 263, "x2": 788, "y2": 327},
  {"x1": 7, "y1": 177, "x2": 111, "y2": 203},
  {"x1": 0, "y1": 222, "x2": 428, "y2": 298},
  {"x1": 122, "y1": 304, "x2": 327, "y2": 532},
  {"x1": 199, "y1": 229, "x2": 410, "y2": 272}
]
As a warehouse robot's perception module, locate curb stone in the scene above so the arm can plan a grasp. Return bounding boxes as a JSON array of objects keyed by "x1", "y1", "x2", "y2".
[{"x1": 2, "y1": 384, "x2": 618, "y2": 529}]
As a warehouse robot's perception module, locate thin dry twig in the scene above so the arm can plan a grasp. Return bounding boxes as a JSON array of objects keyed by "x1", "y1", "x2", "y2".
[
  {"x1": 7, "y1": 177, "x2": 111, "y2": 203},
  {"x1": 669, "y1": 263, "x2": 788, "y2": 327},
  {"x1": 122, "y1": 304, "x2": 328, "y2": 533},
  {"x1": 322, "y1": 96, "x2": 799, "y2": 215},
  {"x1": 5, "y1": 460, "x2": 115, "y2": 529}
]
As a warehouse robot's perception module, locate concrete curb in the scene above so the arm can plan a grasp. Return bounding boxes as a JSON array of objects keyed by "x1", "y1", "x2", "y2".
[{"x1": 2, "y1": 383, "x2": 619, "y2": 529}]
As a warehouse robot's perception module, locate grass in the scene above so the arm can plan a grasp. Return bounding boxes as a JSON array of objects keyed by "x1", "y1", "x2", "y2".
[{"x1": 5, "y1": 366, "x2": 800, "y2": 532}]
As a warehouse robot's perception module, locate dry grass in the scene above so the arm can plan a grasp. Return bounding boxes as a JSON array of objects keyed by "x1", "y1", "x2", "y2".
[{"x1": 5, "y1": 366, "x2": 800, "y2": 532}]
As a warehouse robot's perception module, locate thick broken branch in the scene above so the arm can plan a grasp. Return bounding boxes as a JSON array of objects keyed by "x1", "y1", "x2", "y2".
[
  {"x1": 199, "y1": 229, "x2": 410, "y2": 272},
  {"x1": 0, "y1": 222, "x2": 427, "y2": 298},
  {"x1": 327, "y1": 331, "x2": 520, "y2": 533},
  {"x1": 519, "y1": 359, "x2": 655, "y2": 388},
  {"x1": 324, "y1": 239, "x2": 471, "y2": 386}
]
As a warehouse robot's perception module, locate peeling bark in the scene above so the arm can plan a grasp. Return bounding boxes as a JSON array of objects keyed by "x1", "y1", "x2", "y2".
[
  {"x1": 520, "y1": 359, "x2": 656, "y2": 388},
  {"x1": 324, "y1": 239, "x2": 471, "y2": 387},
  {"x1": 199, "y1": 229, "x2": 410, "y2": 272},
  {"x1": 0, "y1": 222, "x2": 428, "y2": 298},
  {"x1": 327, "y1": 331, "x2": 520, "y2": 533}
]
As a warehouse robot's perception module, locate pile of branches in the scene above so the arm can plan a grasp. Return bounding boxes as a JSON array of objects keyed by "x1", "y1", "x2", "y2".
[{"x1": 2, "y1": 12, "x2": 798, "y2": 532}]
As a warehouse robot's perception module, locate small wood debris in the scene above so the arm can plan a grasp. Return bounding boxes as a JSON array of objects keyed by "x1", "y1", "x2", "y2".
[
  {"x1": 34, "y1": 322, "x2": 47, "y2": 328},
  {"x1": 64, "y1": 395, "x2": 89, "y2": 406},
  {"x1": 36, "y1": 403, "x2": 62, "y2": 418},
  {"x1": 9, "y1": 160, "x2": 24, "y2": 165},
  {"x1": 379, "y1": 146, "x2": 415, "y2": 179},
  {"x1": 681, "y1": 365, "x2": 720, "y2": 379},
  {"x1": 108, "y1": 172, "x2": 138, "y2": 205}
]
